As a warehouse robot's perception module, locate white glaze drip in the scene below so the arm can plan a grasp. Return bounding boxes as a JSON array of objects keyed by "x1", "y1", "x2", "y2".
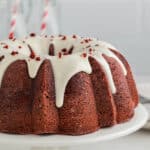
[
  {"x1": 0, "y1": 35, "x2": 127, "y2": 107},
  {"x1": 0, "y1": 53, "x2": 44, "y2": 85},
  {"x1": 92, "y1": 54, "x2": 116, "y2": 93},
  {"x1": 48, "y1": 54, "x2": 92, "y2": 107},
  {"x1": 26, "y1": 59, "x2": 44, "y2": 78}
]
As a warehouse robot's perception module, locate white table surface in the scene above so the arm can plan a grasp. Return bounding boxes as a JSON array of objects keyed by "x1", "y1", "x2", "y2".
[
  {"x1": 75, "y1": 130, "x2": 150, "y2": 150},
  {"x1": 0, "y1": 130, "x2": 148, "y2": 150}
]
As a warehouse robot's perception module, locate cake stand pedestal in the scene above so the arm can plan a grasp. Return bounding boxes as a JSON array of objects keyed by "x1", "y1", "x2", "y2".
[{"x1": 0, "y1": 104, "x2": 148, "y2": 150}]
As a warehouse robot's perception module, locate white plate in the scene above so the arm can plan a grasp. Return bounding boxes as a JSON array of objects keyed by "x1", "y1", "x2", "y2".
[{"x1": 0, "y1": 104, "x2": 148, "y2": 148}]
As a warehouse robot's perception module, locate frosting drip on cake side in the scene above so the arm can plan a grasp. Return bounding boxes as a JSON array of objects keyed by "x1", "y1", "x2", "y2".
[
  {"x1": 48, "y1": 55, "x2": 92, "y2": 107},
  {"x1": 0, "y1": 34, "x2": 127, "y2": 108}
]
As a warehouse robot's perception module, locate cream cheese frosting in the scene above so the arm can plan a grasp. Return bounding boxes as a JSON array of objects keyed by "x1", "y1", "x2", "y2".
[{"x1": 0, "y1": 34, "x2": 127, "y2": 107}]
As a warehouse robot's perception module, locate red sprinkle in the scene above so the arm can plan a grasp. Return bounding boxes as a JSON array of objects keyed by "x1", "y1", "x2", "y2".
[
  {"x1": 36, "y1": 57, "x2": 41, "y2": 61},
  {"x1": 3, "y1": 45, "x2": 9, "y2": 49},
  {"x1": 84, "y1": 39, "x2": 89, "y2": 43},
  {"x1": 89, "y1": 48, "x2": 92, "y2": 52},
  {"x1": 61, "y1": 36, "x2": 66, "y2": 40},
  {"x1": 61, "y1": 48, "x2": 67, "y2": 53},
  {"x1": 68, "y1": 46, "x2": 74, "y2": 54},
  {"x1": 28, "y1": 45, "x2": 36, "y2": 59},
  {"x1": 18, "y1": 46, "x2": 22, "y2": 49},
  {"x1": 89, "y1": 48, "x2": 93, "y2": 54},
  {"x1": 58, "y1": 52, "x2": 62, "y2": 58},
  {"x1": 30, "y1": 52, "x2": 35, "y2": 59},
  {"x1": 49, "y1": 44, "x2": 55, "y2": 56},
  {"x1": 30, "y1": 33, "x2": 36, "y2": 37},
  {"x1": 11, "y1": 51, "x2": 18, "y2": 56},
  {"x1": 72, "y1": 35, "x2": 77, "y2": 38},
  {"x1": 0, "y1": 55, "x2": 5, "y2": 61},
  {"x1": 86, "y1": 45, "x2": 91, "y2": 48},
  {"x1": 81, "y1": 53, "x2": 87, "y2": 58}
]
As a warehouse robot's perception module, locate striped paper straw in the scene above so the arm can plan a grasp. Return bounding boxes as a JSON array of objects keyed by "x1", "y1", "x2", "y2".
[
  {"x1": 9, "y1": 0, "x2": 20, "y2": 39},
  {"x1": 41, "y1": 0, "x2": 49, "y2": 35}
]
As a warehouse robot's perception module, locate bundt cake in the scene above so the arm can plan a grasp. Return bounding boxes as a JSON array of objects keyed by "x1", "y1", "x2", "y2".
[{"x1": 0, "y1": 34, "x2": 138, "y2": 135}]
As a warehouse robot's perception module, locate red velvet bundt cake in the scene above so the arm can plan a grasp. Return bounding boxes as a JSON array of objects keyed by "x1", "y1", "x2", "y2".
[{"x1": 0, "y1": 34, "x2": 138, "y2": 135}]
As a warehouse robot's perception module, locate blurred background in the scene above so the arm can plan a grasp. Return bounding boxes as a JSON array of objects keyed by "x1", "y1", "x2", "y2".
[
  {"x1": 59, "y1": 0, "x2": 150, "y2": 76},
  {"x1": 0, "y1": 0, "x2": 149, "y2": 76}
]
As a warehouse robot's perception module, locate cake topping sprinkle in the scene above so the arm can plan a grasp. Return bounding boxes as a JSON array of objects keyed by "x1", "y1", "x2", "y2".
[
  {"x1": 84, "y1": 39, "x2": 89, "y2": 43},
  {"x1": 58, "y1": 52, "x2": 62, "y2": 58},
  {"x1": 68, "y1": 46, "x2": 74, "y2": 54},
  {"x1": 61, "y1": 48, "x2": 67, "y2": 53},
  {"x1": 72, "y1": 35, "x2": 77, "y2": 39},
  {"x1": 89, "y1": 48, "x2": 93, "y2": 53},
  {"x1": 3, "y1": 45, "x2": 9, "y2": 49},
  {"x1": 30, "y1": 33, "x2": 36, "y2": 37},
  {"x1": 11, "y1": 51, "x2": 18, "y2": 56},
  {"x1": 61, "y1": 36, "x2": 66, "y2": 40},
  {"x1": 86, "y1": 45, "x2": 91, "y2": 48},
  {"x1": 81, "y1": 53, "x2": 87, "y2": 58},
  {"x1": 36, "y1": 57, "x2": 41, "y2": 61},
  {"x1": 28, "y1": 45, "x2": 36, "y2": 59},
  {"x1": 49, "y1": 43, "x2": 55, "y2": 56},
  {"x1": 0, "y1": 55, "x2": 5, "y2": 61},
  {"x1": 18, "y1": 46, "x2": 22, "y2": 49}
]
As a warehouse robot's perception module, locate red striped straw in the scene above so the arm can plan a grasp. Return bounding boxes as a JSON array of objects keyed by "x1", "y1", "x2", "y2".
[
  {"x1": 41, "y1": 0, "x2": 49, "y2": 35},
  {"x1": 9, "y1": 0, "x2": 20, "y2": 39}
]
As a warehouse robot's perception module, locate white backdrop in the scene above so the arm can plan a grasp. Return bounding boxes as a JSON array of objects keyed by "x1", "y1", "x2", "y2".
[
  {"x1": 0, "y1": 0, "x2": 149, "y2": 76},
  {"x1": 58, "y1": 0, "x2": 150, "y2": 76}
]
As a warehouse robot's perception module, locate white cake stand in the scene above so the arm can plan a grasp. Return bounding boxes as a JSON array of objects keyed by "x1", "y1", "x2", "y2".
[{"x1": 0, "y1": 104, "x2": 148, "y2": 150}]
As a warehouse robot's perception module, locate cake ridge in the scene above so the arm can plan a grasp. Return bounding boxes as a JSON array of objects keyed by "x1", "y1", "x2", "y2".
[{"x1": 0, "y1": 34, "x2": 127, "y2": 108}]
